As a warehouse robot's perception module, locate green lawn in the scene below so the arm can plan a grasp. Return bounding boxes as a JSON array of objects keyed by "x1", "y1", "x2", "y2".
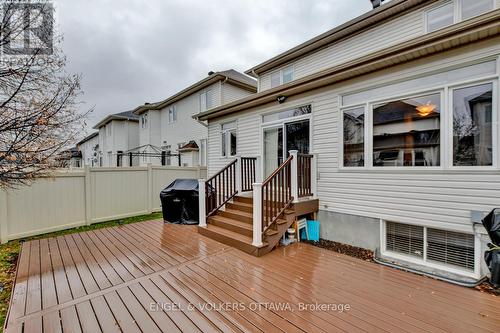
[{"x1": 0, "y1": 212, "x2": 163, "y2": 332}]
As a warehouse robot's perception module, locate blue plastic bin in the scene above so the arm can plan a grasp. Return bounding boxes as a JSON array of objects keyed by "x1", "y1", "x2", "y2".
[{"x1": 305, "y1": 220, "x2": 320, "y2": 241}]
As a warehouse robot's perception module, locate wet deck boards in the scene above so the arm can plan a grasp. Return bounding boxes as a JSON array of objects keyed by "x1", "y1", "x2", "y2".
[{"x1": 5, "y1": 220, "x2": 500, "y2": 332}]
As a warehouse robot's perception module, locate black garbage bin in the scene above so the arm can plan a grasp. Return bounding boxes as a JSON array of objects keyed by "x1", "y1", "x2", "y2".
[
  {"x1": 160, "y1": 179, "x2": 200, "y2": 224},
  {"x1": 482, "y1": 208, "x2": 500, "y2": 288}
]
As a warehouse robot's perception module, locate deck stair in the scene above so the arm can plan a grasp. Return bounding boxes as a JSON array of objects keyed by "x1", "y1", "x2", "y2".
[{"x1": 198, "y1": 195, "x2": 296, "y2": 256}]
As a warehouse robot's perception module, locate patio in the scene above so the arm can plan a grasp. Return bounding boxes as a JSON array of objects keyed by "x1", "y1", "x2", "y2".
[{"x1": 4, "y1": 220, "x2": 500, "y2": 333}]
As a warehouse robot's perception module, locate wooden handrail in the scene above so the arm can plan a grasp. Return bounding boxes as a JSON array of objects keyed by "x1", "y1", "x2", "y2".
[
  {"x1": 261, "y1": 155, "x2": 293, "y2": 232},
  {"x1": 205, "y1": 159, "x2": 237, "y2": 217}
]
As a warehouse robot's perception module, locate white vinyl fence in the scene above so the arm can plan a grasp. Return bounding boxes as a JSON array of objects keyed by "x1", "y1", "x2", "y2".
[{"x1": 0, "y1": 165, "x2": 207, "y2": 243}]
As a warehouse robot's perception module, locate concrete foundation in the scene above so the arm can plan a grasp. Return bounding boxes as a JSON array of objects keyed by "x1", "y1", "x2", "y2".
[{"x1": 317, "y1": 210, "x2": 380, "y2": 251}]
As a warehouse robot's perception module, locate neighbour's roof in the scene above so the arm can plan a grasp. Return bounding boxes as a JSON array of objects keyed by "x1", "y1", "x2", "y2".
[
  {"x1": 178, "y1": 140, "x2": 199, "y2": 152},
  {"x1": 93, "y1": 110, "x2": 140, "y2": 129},
  {"x1": 245, "y1": 0, "x2": 434, "y2": 76},
  {"x1": 133, "y1": 69, "x2": 257, "y2": 115},
  {"x1": 57, "y1": 146, "x2": 82, "y2": 160},
  {"x1": 77, "y1": 132, "x2": 98, "y2": 145}
]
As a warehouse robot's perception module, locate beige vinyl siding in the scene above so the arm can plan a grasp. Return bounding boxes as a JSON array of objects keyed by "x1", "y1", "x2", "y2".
[
  {"x1": 222, "y1": 82, "x2": 255, "y2": 104},
  {"x1": 258, "y1": 0, "x2": 499, "y2": 91},
  {"x1": 208, "y1": 38, "x2": 500, "y2": 233}
]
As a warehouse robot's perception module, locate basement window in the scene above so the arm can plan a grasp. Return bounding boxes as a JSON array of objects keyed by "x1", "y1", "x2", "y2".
[{"x1": 384, "y1": 221, "x2": 476, "y2": 273}]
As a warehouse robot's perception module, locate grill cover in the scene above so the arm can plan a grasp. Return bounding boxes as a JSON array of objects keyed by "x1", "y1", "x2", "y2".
[
  {"x1": 160, "y1": 179, "x2": 200, "y2": 224},
  {"x1": 482, "y1": 209, "x2": 500, "y2": 287}
]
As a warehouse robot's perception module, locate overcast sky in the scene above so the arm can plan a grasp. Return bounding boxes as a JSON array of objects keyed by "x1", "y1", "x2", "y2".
[{"x1": 57, "y1": 0, "x2": 373, "y2": 134}]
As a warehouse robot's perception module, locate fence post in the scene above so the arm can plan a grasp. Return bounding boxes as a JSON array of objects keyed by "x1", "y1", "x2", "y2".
[
  {"x1": 252, "y1": 183, "x2": 263, "y2": 247},
  {"x1": 289, "y1": 150, "x2": 299, "y2": 202},
  {"x1": 235, "y1": 155, "x2": 242, "y2": 193},
  {"x1": 311, "y1": 153, "x2": 318, "y2": 199},
  {"x1": 84, "y1": 166, "x2": 92, "y2": 225},
  {"x1": 147, "y1": 163, "x2": 153, "y2": 214},
  {"x1": 255, "y1": 155, "x2": 262, "y2": 183},
  {"x1": 198, "y1": 179, "x2": 207, "y2": 227},
  {"x1": 0, "y1": 189, "x2": 8, "y2": 244}
]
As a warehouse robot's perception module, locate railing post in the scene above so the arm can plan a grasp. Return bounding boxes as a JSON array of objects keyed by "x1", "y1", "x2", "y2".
[
  {"x1": 311, "y1": 153, "x2": 318, "y2": 199},
  {"x1": 198, "y1": 179, "x2": 207, "y2": 227},
  {"x1": 289, "y1": 150, "x2": 299, "y2": 202},
  {"x1": 252, "y1": 182, "x2": 263, "y2": 247},
  {"x1": 255, "y1": 155, "x2": 262, "y2": 183},
  {"x1": 235, "y1": 155, "x2": 242, "y2": 193}
]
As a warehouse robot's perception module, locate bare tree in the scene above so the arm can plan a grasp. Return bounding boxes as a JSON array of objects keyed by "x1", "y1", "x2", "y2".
[{"x1": 0, "y1": 1, "x2": 89, "y2": 188}]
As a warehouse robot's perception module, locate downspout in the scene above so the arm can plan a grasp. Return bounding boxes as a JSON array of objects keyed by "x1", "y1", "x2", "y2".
[{"x1": 252, "y1": 69, "x2": 260, "y2": 92}]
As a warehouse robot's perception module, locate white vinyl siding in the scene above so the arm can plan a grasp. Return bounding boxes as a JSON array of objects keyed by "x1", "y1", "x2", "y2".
[
  {"x1": 208, "y1": 39, "x2": 500, "y2": 235},
  {"x1": 221, "y1": 82, "x2": 255, "y2": 104}
]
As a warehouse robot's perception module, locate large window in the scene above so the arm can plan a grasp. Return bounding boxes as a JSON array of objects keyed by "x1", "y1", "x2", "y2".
[
  {"x1": 373, "y1": 93, "x2": 441, "y2": 167},
  {"x1": 270, "y1": 65, "x2": 294, "y2": 88},
  {"x1": 343, "y1": 107, "x2": 365, "y2": 167},
  {"x1": 426, "y1": 2, "x2": 454, "y2": 32},
  {"x1": 426, "y1": 0, "x2": 494, "y2": 32},
  {"x1": 221, "y1": 121, "x2": 237, "y2": 157},
  {"x1": 168, "y1": 106, "x2": 177, "y2": 123},
  {"x1": 452, "y1": 83, "x2": 493, "y2": 166},
  {"x1": 263, "y1": 105, "x2": 311, "y2": 123}
]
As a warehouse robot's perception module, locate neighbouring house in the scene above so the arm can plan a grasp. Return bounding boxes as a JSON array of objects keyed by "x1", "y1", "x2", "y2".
[
  {"x1": 92, "y1": 111, "x2": 140, "y2": 167},
  {"x1": 132, "y1": 70, "x2": 257, "y2": 167},
  {"x1": 194, "y1": 0, "x2": 500, "y2": 282},
  {"x1": 55, "y1": 146, "x2": 82, "y2": 168},
  {"x1": 77, "y1": 132, "x2": 99, "y2": 167}
]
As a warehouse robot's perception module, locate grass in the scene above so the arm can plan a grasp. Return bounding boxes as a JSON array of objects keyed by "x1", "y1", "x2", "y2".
[{"x1": 0, "y1": 212, "x2": 163, "y2": 331}]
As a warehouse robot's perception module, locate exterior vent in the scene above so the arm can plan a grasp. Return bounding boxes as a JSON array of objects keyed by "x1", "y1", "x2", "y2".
[
  {"x1": 386, "y1": 222, "x2": 423, "y2": 258},
  {"x1": 427, "y1": 228, "x2": 475, "y2": 270}
]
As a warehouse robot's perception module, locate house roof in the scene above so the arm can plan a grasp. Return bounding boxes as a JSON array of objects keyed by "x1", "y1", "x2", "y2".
[
  {"x1": 93, "y1": 110, "x2": 140, "y2": 129},
  {"x1": 77, "y1": 132, "x2": 99, "y2": 145},
  {"x1": 133, "y1": 70, "x2": 257, "y2": 115},
  {"x1": 57, "y1": 146, "x2": 82, "y2": 160},
  {"x1": 195, "y1": 9, "x2": 500, "y2": 121},
  {"x1": 245, "y1": 0, "x2": 435, "y2": 77}
]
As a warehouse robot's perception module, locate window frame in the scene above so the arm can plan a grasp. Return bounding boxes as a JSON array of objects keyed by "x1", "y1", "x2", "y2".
[
  {"x1": 141, "y1": 113, "x2": 148, "y2": 129},
  {"x1": 448, "y1": 79, "x2": 498, "y2": 170},
  {"x1": 270, "y1": 64, "x2": 295, "y2": 88},
  {"x1": 168, "y1": 105, "x2": 177, "y2": 124},
  {"x1": 340, "y1": 105, "x2": 367, "y2": 168},
  {"x1": 200, "y1": 90, "x2": 212, "y2": 112},
  {"x1": 424, "y1": 0, "x2": 496, "y2": 33},
  {"x1": 380, "y1": 220, "x2": 480, "y2": 278},
  {"x1": 340, "y1": 77, "x2": 498, "y2": 170},
  {"x1": 220, "y1": 121, "x2": 237, "y2": 158}
]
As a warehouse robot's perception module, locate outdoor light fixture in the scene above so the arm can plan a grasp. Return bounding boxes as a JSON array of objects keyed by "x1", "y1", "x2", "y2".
[
  {"x1": 416, "y1": 102, "x2": 436, "y2": 117},
  {"x1": 277, "y1": 95, "x2": 287, "y2": 104}
]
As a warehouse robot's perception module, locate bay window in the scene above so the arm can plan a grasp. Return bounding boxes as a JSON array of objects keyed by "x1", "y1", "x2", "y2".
[{"x1": 221, "y1": 121, "x2": 237, "y2": 157}]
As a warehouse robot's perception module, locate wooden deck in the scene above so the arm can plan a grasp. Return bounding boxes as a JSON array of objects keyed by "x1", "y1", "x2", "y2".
[{"x1": 5, "y1": 220, "x2": 500, "y2": 333}]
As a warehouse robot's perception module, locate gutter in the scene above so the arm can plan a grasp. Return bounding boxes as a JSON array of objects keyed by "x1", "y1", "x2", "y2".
[{"x1": 197, "y1": 10, "x2": 500, "y2": 121}]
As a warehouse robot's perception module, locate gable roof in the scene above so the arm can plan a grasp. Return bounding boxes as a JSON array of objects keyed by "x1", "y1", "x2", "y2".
[
  {"x1": 133, "y1": 69, "x2": 257, "y2": 115},
  {"x1": 93, "y1": 110, "x2": 140, "y2": 129},
  {"x1": 245, "y1": 0, "x2": 435, "y2": 77},
  {"x1": 77, "y1": 132, "x2": 99, "y2": 145}
]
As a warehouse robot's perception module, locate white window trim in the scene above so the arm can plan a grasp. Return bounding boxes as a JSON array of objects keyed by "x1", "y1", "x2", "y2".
[
  {"x1": 270, "y1": 64, "x2": 295, "y2": 88},
  {"x1": 424, "y1": 0, "x2": 496, "y2": 33},
  {"x1": 168, "y1": 105, "x2": 177, "y2": 124},
  {"x1": 200, "y1": 90, "x2": 212, "y2": 112},
  {"x1": 220, "y1": 121, "x2": 237, "y2": 158},
  {"x1": 380, "y1": 220, "x2": 481, "y2": 279},
  {"x1": 339, "y1": 77, "x2": 499, "y2": 171}
]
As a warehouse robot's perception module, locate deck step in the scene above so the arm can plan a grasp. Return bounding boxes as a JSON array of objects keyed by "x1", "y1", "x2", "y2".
[
  {"x1": 198, "y1": 224, "x2": 267, "y2": 255},
  {"x1": 226, "y1": 201, "x2": 253, "y2": 213},
  {"x1": 219, "y1": 209, "x2": 253, "y2": 223},
  {"x1": 265, "y1": 229, "x2": 278, "y2": 236},
  {"x1": 234, "y1": 195, "x2": 253, "y2": 204},
  {"x1": 208, "y1": 215, "x2": 252, "y2": 237}
]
